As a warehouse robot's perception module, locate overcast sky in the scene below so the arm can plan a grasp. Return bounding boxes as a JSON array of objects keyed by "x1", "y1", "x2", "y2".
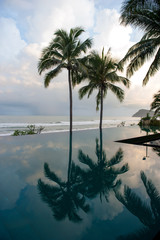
[{"x1": 0, "y1": 0, "x2": 159, "y2": 117}]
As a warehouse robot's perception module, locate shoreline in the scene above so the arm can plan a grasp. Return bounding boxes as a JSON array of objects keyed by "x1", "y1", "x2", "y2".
[
  {"x1": 0, "y1": 124, "x2": 138, "y2": 137},
  {"x1": 0, "y1": 116, "x2": 140, "y2": 137}
]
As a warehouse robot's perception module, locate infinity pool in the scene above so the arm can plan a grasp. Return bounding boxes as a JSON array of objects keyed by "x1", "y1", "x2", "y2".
[{"x1": 0, "y1": 126, "x2": 160, "y2": 240}]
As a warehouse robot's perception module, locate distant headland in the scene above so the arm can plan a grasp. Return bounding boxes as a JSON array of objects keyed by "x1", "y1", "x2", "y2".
[{"x1": 132, "y1": 109, "x2": 154, "y2": 117}]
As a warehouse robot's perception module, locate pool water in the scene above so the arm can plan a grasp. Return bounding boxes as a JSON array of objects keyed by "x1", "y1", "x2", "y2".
[{"x1": 0, "y1": 126, "x2": 160, "y2": 240}]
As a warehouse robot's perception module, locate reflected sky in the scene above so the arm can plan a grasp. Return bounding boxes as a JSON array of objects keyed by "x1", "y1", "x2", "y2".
[{"x1": 0, "y1": 126, "x2": 160, "y2": 239}]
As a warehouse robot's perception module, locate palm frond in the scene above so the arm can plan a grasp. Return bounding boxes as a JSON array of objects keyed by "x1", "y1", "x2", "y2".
[
  {"x1": 120, "y1": 0, "x2": 158, "y2": 27},
  {"x1": 38, "y1": 179, "x2": 62, "y2": 203},
  {"x1": 38, "y1": 57, "x2": 61, "y2": 75},
  {"x1": 120, "y1": 39, "x2": 158, "y2": 73},
  {"x1": 120, "y1": 0, "x2": 160, "y2": 85},
  {"x1": 74, "y1": 194, "x2": 90, "y2": 213},
  {"x1": 126, "y1": 44, "x2": 159, "y2": 79},
  {"x1": 44, "y1": 163, "x2": 64, "y2": 186},
  {"x1": 115, "y1": 185, "x2": 154, "y2": 227},
  {"x1": 110, "y1": 163, "x2": 129, "y2": 174},
  {"x1": 54, "y1": 29, "x2": 69, "y2": 42},
  {"x1": 141, "y1": 171, "x2": 160, "y2": 218},
  {"x1": 143, "y1": 48, "x2": 160, "y2": 85},
  {"x1": 107, "y1": 83, "x2": 124, "y2": 102},
  {"x1": 79, "y1": 84, "x2": 95, "y2": 99},
  {"x1": 78, "y1": 149, "x2": 95, "y2": 169},
  {"x1": 72, "y1": 38, "x2": 92, "y2": 58},
  {"x1": 119, "y1": 77, "x2": 131, "y2": 88},
  {"x1": 150, "y1": 90, "x2": 160, "y2": 115},
  {"x1": 107, "y1": 148, "x2": 124, "y2": 167},
  {"x1": 44, "y1": 64, "x2": 63, "y2": 87},
  {"x1": 70, "y1": 27, "x2": 84, "y2": 39}
]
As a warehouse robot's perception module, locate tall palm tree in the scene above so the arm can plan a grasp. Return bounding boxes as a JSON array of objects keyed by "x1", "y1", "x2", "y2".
[
  {"x1": 38, "y1": 27, "x2": 92, "y2": 132},
  {"x1": 150, "y1": 90, "x2": 160, "y2": 116},
  {"x1": 78, "y1": 131, "x2": 129, "y2": 202},
  {"x1": 79, "y1": 48, "x2": 130, "y2": 130},
  {"x1": 115, "y1": 171, "x2": 160, "y2": 239},
  {"x1": 120, "y1": 0, "x2": 160, "y2": 85}
]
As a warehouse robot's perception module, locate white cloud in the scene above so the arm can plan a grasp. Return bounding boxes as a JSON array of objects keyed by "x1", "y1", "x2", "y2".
[
  {"x1": 93, "y1": 8, "x2": 133, "y2": 59},
  {"x1": 4, "y1": 0, "x2": 33, "y2": 10},
  {"x1": 0, "y1": 0, "x2": 158, "y2": 116},
  {"x1": 0, "y1": 17, "x2": 26, "y2": 63},
  {"x1": 25, "y1": 0, "x2": 95, "y2": 43}
]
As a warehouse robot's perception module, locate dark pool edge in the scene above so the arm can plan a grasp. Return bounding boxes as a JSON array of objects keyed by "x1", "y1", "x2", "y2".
[{"x1": 115, "y1": 133, "x2": 160, "y2": 148}]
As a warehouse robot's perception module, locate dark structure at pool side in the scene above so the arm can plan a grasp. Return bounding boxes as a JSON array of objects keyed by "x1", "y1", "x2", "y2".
[{"x1": 115, "y1": 133, "x2": 160, "y2": 148}]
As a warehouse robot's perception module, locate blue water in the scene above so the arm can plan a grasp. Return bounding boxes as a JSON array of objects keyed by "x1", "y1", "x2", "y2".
[{"x1": 0, "y1": 126, "x2": 159, "y2": 240}]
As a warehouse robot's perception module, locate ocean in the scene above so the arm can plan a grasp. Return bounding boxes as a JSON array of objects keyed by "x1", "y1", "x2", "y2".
[{"x1": 0, "y1": 115, "x2": 140, "y2": 136}]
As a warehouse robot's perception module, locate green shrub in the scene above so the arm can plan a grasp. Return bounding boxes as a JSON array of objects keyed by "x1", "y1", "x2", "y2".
[
  {"x1": 150, "y1": 119, "x2": 160, "y2": 126},
  {"x1": 142, "y1": 113, "x2": 151, "y2": 121},
  {"x1": 138, "y1": 113, "x2": 151, "y2": 126},
  {"x1": 12, "y1": 125, "x2": 44, "y2": 136}
]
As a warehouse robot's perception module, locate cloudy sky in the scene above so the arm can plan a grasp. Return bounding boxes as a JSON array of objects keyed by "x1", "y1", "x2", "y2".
[{"x1": 0, "y1": 0, "x2": 159, "y2": 117}]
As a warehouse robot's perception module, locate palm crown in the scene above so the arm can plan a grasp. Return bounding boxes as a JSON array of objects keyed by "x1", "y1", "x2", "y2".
[
  {"x1": 38, "y1": 27, "x2": 92, "y2": 87},
  {"x1": 38, "y1": 27, "x2": 92, "y2": 132},
  {"x1": 120, "y1": 0, "x2": 160, "y2": 85},
  {"x1": 79, "y1": 48, "x2": 130, "y2": 129}
]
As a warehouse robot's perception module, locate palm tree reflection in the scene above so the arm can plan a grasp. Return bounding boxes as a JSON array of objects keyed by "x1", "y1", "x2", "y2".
[
  {"x1": 37, "y1": 129, "x2": 129, "y2": 222},
  {"x1": 115, "y1": 171, "x2": 160, "y2": 240},
  {"x1": 38, "y1": 132, "x2": 90, "y2": 223},
  {"x1": 78, "y1": 130, "x2": 129, "y2": 202}
]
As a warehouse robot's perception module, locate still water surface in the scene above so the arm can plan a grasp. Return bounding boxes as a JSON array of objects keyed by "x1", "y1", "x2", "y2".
[{"x1": 0, "y1": 126, "x2": 160, "y2": 240}]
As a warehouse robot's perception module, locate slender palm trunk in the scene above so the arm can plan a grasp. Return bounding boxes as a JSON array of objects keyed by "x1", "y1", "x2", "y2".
[
  {"x1": 68, "y1": 68, "x2": 73, "y2": 133},
  {"x1": 99, "y1": 87, "x2": 103, "y2": 130},
  {"x1": 67, "y1": 68, "x2": 73, "y2": 187},
  {"x1": 99, "y1": 128, "x2": 103, "y2": 162},
  {"x1": 67, "y1": 130, "x2": 72, "y2": 187}
]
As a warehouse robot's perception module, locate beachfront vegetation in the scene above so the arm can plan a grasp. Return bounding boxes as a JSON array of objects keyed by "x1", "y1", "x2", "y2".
[
  {"x1": 12, "y1": 125, "x2": 44, "y2": 136},
  {"x1": 79, "y1": 48, "x2": 130, "y2": 129},
  {"x1": 138, "y1": 111, "x2": 160, "y2": 127},
  {"x1": 139, "y1": 117, "x2": 160, "y2": 127},
  {"x1": 151, "y1": 90, "x2": 160, "y2": 116},
  {"x1": 120, "y1": 0, "x2": 160, "y2": 85},
  {"x1": 38, "y1": 27, "x2": 92, "y2": 133},
  {"x1": 139, "y1": 90, "x2": 160, "y2": 127}
]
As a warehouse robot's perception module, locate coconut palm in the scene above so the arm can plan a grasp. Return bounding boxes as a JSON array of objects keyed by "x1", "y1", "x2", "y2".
[
  {"x1": 115, "y1": 171, "x2": 160, "y2": 239},
  {"x1": 79, "y1": 48, "x2": 130, "y2": 130},
  {"x1": 150, "y1": 90, "x2": 160, "y2": 116},
  {"x1": 78, "y1": 130, "x2": 129, "y2": 202},
  {"x1": 120, "y1": 0, "x2": 160, "y2": 85},
  {"x1": 38, "y1": 27, "x2": 92, "y2": 132}
]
